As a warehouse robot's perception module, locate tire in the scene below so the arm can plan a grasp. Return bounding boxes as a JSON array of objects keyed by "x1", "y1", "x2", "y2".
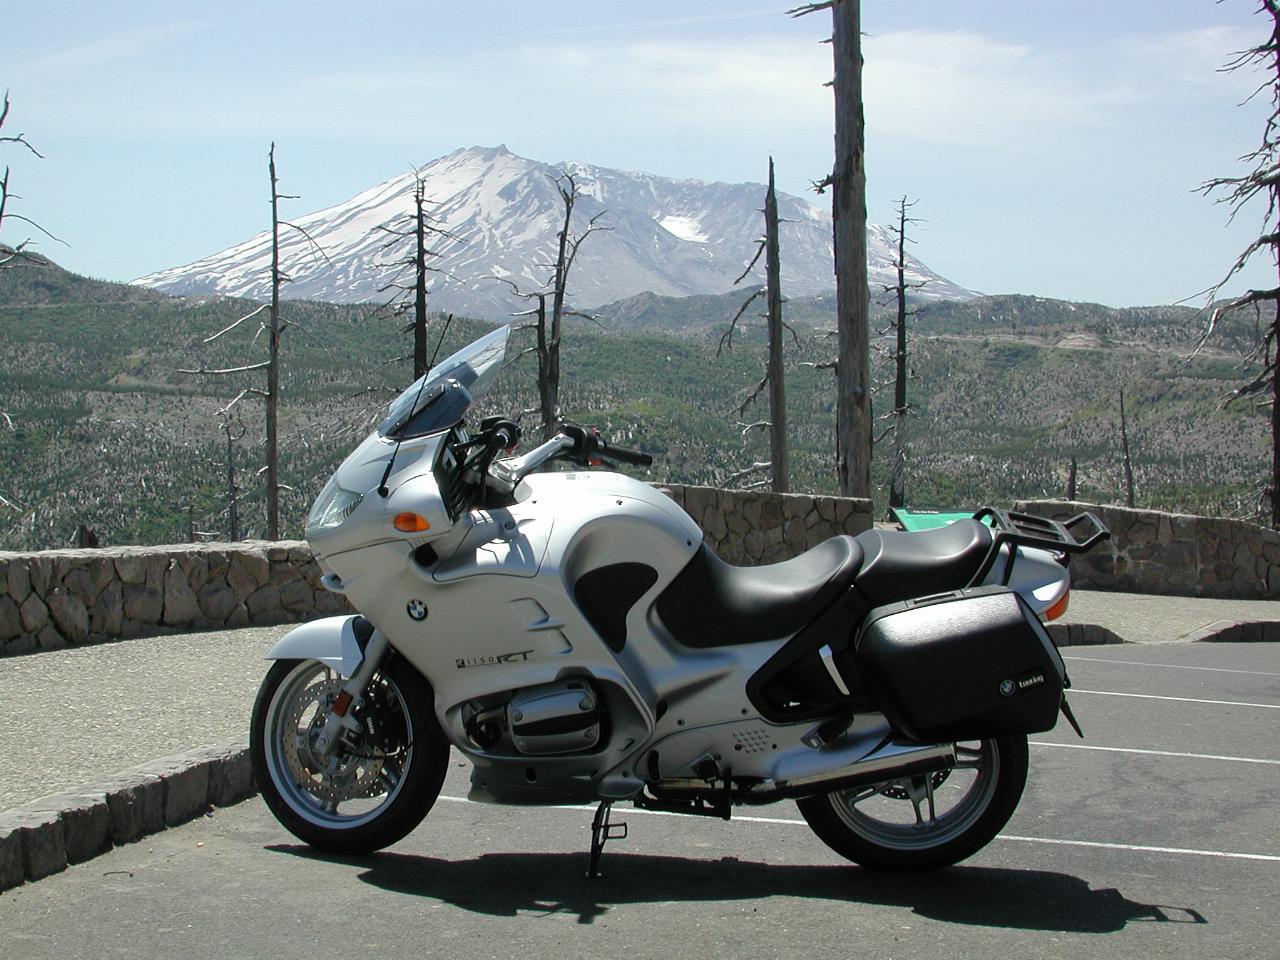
[
  {"x1": 797, "y1": 736, "x2": 1028, "y2": 872},
  {"x1": 250, "y1": 655, "x2": 449, "y2": 854}
]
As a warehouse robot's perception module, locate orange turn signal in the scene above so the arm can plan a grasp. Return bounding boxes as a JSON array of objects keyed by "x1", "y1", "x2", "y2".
[
  {"x1": 393, "y1": 512, "x2": 430, "y2": 533},
  {"x1": 1044, "y1": 590, "x2": 1070, "y2": 622}
]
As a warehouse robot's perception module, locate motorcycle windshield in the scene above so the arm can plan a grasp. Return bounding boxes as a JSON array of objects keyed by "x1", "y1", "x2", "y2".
[{"x1": 378, "y1": 324, "x2": 511, "y2": 439}]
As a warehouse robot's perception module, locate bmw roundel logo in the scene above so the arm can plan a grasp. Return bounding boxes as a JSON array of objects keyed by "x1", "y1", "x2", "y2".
[
  {"x1": 406, "y1": 599, "x2": 428, "y2": 621},
  {"x1": 999, "y1": 678, "x2": 1016, "y2": 697}
]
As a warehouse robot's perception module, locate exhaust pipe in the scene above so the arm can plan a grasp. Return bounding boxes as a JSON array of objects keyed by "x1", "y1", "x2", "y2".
[{"x1": 743, "y1": 740, "x2": 957, "y2": 802}]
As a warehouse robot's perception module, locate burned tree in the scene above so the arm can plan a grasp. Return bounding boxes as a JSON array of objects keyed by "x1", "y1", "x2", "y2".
[
  {"x1": 221, "y1": 412, "x2": 246, "y2": 542},
  {"x1": 719, "y1": 158, "x2": 792, "y2": 493},
  {"x1": 1119, "y1": 389, "x2": 1136, "y2": 508},
  {"x1": 882, "y1": 197, "x2": 927, "y2": 511},
  {"x1": 1200, "y1": 2, "x2": 1280, "y2": 527},
  {"x1": 503, "y1": 172, "x2": 607, "y2": 441},
  {"x1": 181, "y1": 143, "x2": 326, "y2": 540},
  {"x1": 374, "y1": 169, "x2": 463, "y2": 378},
  {"x1": 0, "y1": 91, "x2": 62, "y2": 270},
  {"x1": 791, "y1": 0, "x2": 872, "y2": 499}
]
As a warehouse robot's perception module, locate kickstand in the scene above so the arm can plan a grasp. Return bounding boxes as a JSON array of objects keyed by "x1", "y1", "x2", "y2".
[{"x1": 586, "y1": 800, "x2": 628, "y2": 879}]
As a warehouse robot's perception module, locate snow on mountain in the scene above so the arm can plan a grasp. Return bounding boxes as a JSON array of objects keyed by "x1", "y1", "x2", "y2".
[{"x1": 135, "y1": 145, "x2": 975, "y2": 318}]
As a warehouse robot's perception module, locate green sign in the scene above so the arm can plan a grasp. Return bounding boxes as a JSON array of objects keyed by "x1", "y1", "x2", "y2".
[{"x1": 891, "y1": 507, "x2": 989, "y2": 532}]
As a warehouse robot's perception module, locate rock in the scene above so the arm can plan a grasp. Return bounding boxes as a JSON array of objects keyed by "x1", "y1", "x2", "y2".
[
  {"x1": 113, "y1": 554, "x2": 149, "y2": 585},
  {"x1": 27, "y1": 557, "x2": 53, "y2": 597},
  {"x1": 123, "y1": 584, "x2": 163, "y2": 623},
  {"x1": 198, "y1": 583, "x2": 239, "y2": 623},
  {"x1": 7, "y1": 559, "x2": 31, "y2": 605},
  {"x1": 246, "y1": 584, "x2": 283, "y2": 619},
  {"x1": 0, "y1": 808, "x2": 66, "y2": 881},
  {"x1": 816, "y1": 498, "x2": 836, "y2": 522},
  {"x1": 238, "y1": 547, "x2": 271, "y2": 586},
  {"x1": 134, "y1": 755, "x2": 212, "y2": 827},
  {"x1": 4, "y1": 634, "x2": 36, "y2": 655},
  {"x1": 18, "y1": 793, "x2": 112, "y2": 865},
  {"x1": 0, "y1": 595, "x2": 20, "y2": 639},
  {"x1": 162, "y1": 561, "x2": 202, "y2": 625},
  {"x1": 227, "y1": 558, "x2": 257, "y2": 600},
  {"x1": 0, "y1": 820, "x2": 23, "y2": 891},
  {"x1": 269, "y1": 561, "x2": 295, "y2": 587},
  {"x1": 226, "y1": 602, "x2": 250, "y2": 627},
  {"x1": 88, "y1": 557, "x2": 117, "y2": 596},
  {"x1": 100, "y1": 771, "x2": 166, "y2": 844},
  {"x1": 90, "y1": 580, "x2": 124, "y2": 637},
  {"x1": 186, "y1": 743, "x2": 254, "y2": 807},
  {"x1": 37, "y1": 626, "x2": 67, "y2": 650},
  {"x1": 279, "y1": 579, "x2": 314, "y2": 613},
  {"x1": 19, "y1": 592, "x2": 50, "y2": 633},
  {"x1": 46, "y1": 588, "x2": 90, "y2": 643},
  {"x1": 62, "y1": 568, "x2": 95, "y2": 606}
]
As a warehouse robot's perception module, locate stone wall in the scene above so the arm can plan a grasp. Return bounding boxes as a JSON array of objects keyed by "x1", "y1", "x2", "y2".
[
  {"x1": 0, "y1": 542, "x2": 349, "y2": 656},
  {"x1": 658, "y1": 484, "x2": 873, "y2": 564},
  {"x1": 0, "y1": 487, "x2": 872, "y2": 655},
  {"x1": 1014, "y1": 499, "x2": 1280, "y2": 600}
]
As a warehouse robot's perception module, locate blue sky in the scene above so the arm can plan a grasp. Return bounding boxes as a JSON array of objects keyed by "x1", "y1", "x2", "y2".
[{"x1": 1, "y1": 0, "x2": 1274, "y2": 306}]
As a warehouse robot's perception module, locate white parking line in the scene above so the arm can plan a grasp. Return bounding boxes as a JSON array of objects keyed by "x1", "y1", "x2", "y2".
[
  {"x1": 996, "y1": 835, "x2": 1280, "y2": 863},
  {"x1": 1030, "y1": 740, "x2": 1280, "y2": 765},
  {"x1": 1071, "y1": 689, "x2": 1280, "y2": 709},
  {"x1": 435, "y1": 795, "x2": 1280, "y2": 863},
  {"x1": 1063, "y1": 655, "x2": 1280, "y2": 678}
]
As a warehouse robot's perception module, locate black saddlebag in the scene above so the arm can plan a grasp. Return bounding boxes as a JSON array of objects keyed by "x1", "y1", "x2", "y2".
[{"x1": 854, "y1": 586, "x2": 1066, "y2": 742}]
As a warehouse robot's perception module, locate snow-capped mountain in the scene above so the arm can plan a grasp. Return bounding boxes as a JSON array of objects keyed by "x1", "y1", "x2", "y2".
[{"x1": 135, "y1": 146, "x2": 975, "y2": 318}]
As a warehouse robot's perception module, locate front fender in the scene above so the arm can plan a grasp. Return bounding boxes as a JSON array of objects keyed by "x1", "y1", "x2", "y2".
[{"x1": 265, "y1": 615, "x2": 370, "y2": 677}]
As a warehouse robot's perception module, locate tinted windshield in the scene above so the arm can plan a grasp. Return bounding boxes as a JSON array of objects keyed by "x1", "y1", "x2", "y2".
[{"x1": 378, "y1": 325, "x2": 511, "y2": 439}]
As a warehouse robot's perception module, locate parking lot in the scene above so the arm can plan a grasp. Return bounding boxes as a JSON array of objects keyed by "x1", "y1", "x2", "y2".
[{"x1": 0, "y1": 641, "x2": 1275, "y2": 960}]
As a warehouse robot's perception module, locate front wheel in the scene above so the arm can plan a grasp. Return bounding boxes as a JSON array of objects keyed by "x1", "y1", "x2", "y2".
[
  {"x1": 797, "y1": 736, "x2": 1028, "y2": 871},
  {"x1": 250, "y1": 656, "x2": 449, "y2": 854}
]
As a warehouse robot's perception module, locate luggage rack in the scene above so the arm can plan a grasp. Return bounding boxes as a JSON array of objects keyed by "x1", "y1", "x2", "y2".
[{"x1": 968, "y1": 507, "x2": 1111, "y2": 586}]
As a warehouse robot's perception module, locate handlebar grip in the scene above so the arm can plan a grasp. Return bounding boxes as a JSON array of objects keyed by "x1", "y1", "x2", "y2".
[{"x1": 602, "y1": 442, "x2": 653, "y2": 467}]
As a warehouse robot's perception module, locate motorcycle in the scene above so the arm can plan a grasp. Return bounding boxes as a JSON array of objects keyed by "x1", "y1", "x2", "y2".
[{"x1": 249, "y1": 323, "x2": 1109, "y2": 875}]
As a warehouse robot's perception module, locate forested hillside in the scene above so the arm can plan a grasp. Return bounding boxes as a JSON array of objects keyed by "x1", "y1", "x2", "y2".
[{"x1": 0, "y1": 257, "x2": 1267, "y2": 550}]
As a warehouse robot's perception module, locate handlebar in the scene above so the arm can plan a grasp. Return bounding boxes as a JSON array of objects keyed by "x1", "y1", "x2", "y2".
[{"x1": 597, "y1": 439, "x2": 653, "y2": 467}]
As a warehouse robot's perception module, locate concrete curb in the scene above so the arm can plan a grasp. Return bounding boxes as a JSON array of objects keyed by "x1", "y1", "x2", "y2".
[
  {"x1": 1181, "y1": 619, "x2": 1280, "y2": 643},
  {"x1": 1047, "y1": 622, "x2": 1126, "y2": 646},
  {"x1": 0, "y1": 739, "x2": 254, "y2": 893}
]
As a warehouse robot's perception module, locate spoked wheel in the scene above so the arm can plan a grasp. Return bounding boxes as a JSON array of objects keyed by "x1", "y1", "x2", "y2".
[
  {"x1": 797, "y1": 736, "x2": 1028, "y2": 871},
  {"x1": 250, "y1": 656, "x2": 448, "y2": 854}
]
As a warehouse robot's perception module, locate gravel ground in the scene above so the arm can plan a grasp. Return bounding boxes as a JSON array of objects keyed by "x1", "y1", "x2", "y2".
[
  {"x1": 1059, "y1": 589, "x2": 1280, "y2": 643},
  {"x1": 0, "y1": 625, "x2": 291, "y2": 810}
]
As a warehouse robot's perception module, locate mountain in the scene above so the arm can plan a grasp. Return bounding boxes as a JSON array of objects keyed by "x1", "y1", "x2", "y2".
[
  {"x1": 134, "y1": 146, "x2": 975, "y2": 318},
  {"x1": 2, "y1": 255, "x2": 1266, "y2": 551}
]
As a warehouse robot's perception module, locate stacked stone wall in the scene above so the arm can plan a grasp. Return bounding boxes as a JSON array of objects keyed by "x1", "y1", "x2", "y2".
[
  {"x1": 1014, "y1": 500, "x2": 1280, "y2": 600},
  {"x1": 0, "y1": 542, "x2": 350, "y2": 656},
  {"x1": 0, "y1": 487, "x2": 872, "y2": 655}
]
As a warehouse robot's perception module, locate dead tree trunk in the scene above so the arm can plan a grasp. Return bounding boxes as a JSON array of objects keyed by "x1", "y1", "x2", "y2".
[
  {"x1": 830, "y1": 0, "x2": 872, "y2": 498},
  {"x1": 1119, "y1": 389, "x2": 1135, "y2": 508},
  {"x1": 765, "y1": 159, "x2": 789, "y2": 493},
  {"x1": 222, "y1": 415, "x2": 244, "y2": 542},
  {"x1": 533, "y1": 173, "x2": 606, "y2": 441},
  {"x1": 412, "y1": 180, "x2": 429, "y2": 378},
  {"x1": 266, "y1": 144, "x2": 282, "y2": 540},
  {"x1": 888, "y1": 197, "x2": 913, "y2": 510},
  {"x1": 1067, "y1": 456, "x2": 1078, "y2": 501}
]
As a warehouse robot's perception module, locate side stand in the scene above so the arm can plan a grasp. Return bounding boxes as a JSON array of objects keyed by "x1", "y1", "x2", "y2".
[{"x1": 586, "y1": 800, "x2": 628, "y2": 879}]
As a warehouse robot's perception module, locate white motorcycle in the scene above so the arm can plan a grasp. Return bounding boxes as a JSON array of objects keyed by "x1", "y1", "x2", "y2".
[{"x1": 250, "y1": 324, "x2": 1108, "y2": 875}]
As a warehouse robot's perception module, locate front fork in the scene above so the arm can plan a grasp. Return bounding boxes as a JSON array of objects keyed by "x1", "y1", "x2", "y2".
[{"x1": 311, "y1": 631, "x2": 391, "y2": 757}]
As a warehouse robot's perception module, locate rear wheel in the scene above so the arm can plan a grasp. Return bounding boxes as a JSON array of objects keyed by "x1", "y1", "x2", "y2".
[
  {"x1": 797, "y1": 736, "x2": 1028, "y2": 871},
  {"x1": 250, "y1": 656, "x2": 449, "y2": 854}
]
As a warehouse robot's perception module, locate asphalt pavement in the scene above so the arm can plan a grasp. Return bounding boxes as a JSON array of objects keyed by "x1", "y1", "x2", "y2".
[
  {"x1": 1, "y1": 642, "x2": 1275, "y2": 960},
  {"x1": 1, "y1": 590, "x2": 1277, "y2": 812}
]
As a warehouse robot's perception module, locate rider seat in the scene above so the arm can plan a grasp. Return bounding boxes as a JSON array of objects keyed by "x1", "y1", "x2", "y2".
[
  {"x1": 656, "y1": 536, "x2": 863, "y2": 648},
  {"x1": 853, "y1": 519, "x2": 994, "y2": 607}
]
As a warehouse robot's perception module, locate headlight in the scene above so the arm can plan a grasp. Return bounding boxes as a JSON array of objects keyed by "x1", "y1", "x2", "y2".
[{"x1": 308, "y1": 478, "x2": 365, "y2": 530}]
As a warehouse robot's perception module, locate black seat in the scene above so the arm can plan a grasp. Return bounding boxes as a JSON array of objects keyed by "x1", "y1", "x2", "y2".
[
  {"x1": 656, "y1": 536, "x2": 863, "y2": 648},
  {"x1": 853, "y1": 519, "x2": 994, "y2": 607}
]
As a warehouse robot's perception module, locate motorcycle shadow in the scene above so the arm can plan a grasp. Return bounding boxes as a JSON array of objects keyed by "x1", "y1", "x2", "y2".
[{"x1": 268, "y1": 845, "x2": 1205, "y2": 929}]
